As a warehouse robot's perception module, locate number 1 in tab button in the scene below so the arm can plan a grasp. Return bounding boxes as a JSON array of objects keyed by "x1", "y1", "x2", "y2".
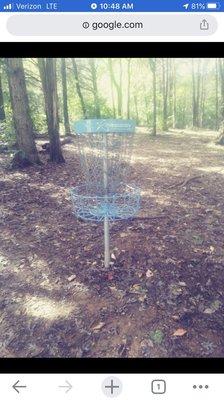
[{"x1": 151, "y1": 380, "x2": 166, "y2": 394}]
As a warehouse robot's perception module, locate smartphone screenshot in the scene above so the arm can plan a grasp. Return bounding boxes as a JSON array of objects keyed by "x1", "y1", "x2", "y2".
[{"x1": 0, "y1": 0, "x2": 223, "y2": 399}]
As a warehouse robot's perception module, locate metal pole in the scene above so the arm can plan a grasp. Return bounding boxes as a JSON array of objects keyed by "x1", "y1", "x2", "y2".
[
  {"x1": 104, "y1": 215, "x2": 110, "y2": 268},
  {"x1": 103, "y1": 134, "x2": 110, "y2": 268}
]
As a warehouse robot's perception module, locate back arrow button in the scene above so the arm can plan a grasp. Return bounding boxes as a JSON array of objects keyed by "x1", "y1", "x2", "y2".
[{"x1": 12, "y1": 380, "x2": 27, "y2": 394}]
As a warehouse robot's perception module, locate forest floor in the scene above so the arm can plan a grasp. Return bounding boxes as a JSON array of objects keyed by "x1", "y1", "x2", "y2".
[{"x1": 1, "y1": 128, "x2": 224, "y2": 358}]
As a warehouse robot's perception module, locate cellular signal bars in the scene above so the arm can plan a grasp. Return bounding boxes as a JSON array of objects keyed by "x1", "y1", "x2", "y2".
[{"x1": 3, "y1": 3, "x2": 12, "y2": 9}]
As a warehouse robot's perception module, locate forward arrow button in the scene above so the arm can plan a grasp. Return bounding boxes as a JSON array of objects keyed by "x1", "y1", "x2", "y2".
[{"x1": 59, "y1": 380, "x2": 73, "y2": 393}]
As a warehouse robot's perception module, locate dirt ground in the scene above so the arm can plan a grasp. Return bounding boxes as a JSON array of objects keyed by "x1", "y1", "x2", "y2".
[{"x1": 0, "y1": 128, "x2": 224, "y2": 358}]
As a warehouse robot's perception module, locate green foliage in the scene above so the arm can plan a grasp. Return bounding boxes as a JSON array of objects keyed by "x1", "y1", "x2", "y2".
[
  {"x1": 28, "y1": 89, "x2": 46, "y2": 133},
  {"x1": 0, "y1": 116, "x2": 16, "y2": 145},
  {"x1": 1, "y1": 57, "x2": 222, "y2": 137},
  {"x1": 149, "y1": 330, "x2": 164, "y2": 344}
]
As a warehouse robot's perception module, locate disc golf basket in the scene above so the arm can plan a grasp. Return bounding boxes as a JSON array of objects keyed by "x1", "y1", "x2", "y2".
[{"x1": 70, "y1": 119, "x2": 141, "y2": 268}]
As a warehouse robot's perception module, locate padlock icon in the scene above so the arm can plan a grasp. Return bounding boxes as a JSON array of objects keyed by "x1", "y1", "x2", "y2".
[{"x1": 200, "y1": 19, "x2": 209, "y2": 30}]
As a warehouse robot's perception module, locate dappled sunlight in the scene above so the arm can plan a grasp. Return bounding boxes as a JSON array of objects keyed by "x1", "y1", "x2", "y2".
[
  {"x1": 181, "y1": 129, "x2": 218, "y2": 138},
  {"x1": 0, "y1": 251, "x2": 9, "y2": 269},
  {"x1": 27, "y1": 182, "x2": 68, "y2": 203},
  {"x1": 131, "y1": 155, "x2": 153, "y2": 164},
  {"x1": 141, "y1": 189, "x2": 171, "y2": 206},
  {"x1": 70, "y1": 142, "x2": 133, "y2": 164},
  {"x1": 131, "y1": 151, "x2": 201, "y2": 168},
  {"x1": 22, "y1": 295, "x2": 77, "y2": 320},
  {"x1": 196, "y1": 166, "x2": 224, "y2": 175},
  {"x1": 2, "y1": 171, "x2": 29, "y2": 180},
  {"x1": 157, "y1": 149, "x2": 182, "y2": 155},
  {"x1": 28, "y1": 181, "x2": 62, "y2": 192},
  {"x1": 207, "y1": 141, "x2": 224, "y2": 153},
  {"x1": 1, "y1": 58, "x2": 224, "y2": 359}
]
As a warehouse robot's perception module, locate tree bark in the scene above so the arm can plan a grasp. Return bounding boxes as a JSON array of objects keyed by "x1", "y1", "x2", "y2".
[
  {"x1": 216, "y1": 58, "x2": 224, "y2": 144},
  {"x1": 71, "y1": 59, "x2": 87, "y2": 119},
  {"x1": 162, "y1": 58, "x2": 169, "y2": 131},
  {"x1": 38, "y1": 58, "x2": 64, "y2": 163},
  {"x1": 218, "y1": 58, "x2": 224, "y2": 121},
  {"x1": 127, "y1": 59, "x2": 131, "y2": 119},
  {"x1": 5, "y1": 58, "x2": 40, "y2": 165},
  {"x1": 0, "y1": 71, "x2": 5, "y2": 121},
  {"x1": 134, "y1": 95, "x2": 139, "y2": 125},
  {"x1": 61, "y1": 58, "x2": 71, "y2": 135},
  {"x1": 192, "y1": 59, "x2": 201, "y2": 128},
  {"x1": 149, "y1": 58, "x2": 157, "y2": 136},
  {"x1": 109, "y1": 59, "x2": 116, "y2": 118},
  {"x1": 108, "y1": 59, "x2": 122, "y2": 118},
  {"x1": 172, "y1": 59, "x2": 177, "y2": 129},
  {"x1": 88, "y1": 58, "x2": 101, "y2": 118},
  {"x1": 215, "y1": 58, "x2": 219, "y2": 131}
]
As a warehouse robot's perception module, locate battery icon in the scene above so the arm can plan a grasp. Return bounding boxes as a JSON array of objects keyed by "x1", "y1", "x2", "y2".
[{"x1": 207, "y1": 2, "x2": 219, "y2": 9}]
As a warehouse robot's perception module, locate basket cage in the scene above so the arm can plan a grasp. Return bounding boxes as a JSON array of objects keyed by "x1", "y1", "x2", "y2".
[
  {"x1": 76, "y1": 123, "x2": 135, "y2": 191},
  {"x1": 70, "y1": 119, "x2": 140, "y2": 221}
]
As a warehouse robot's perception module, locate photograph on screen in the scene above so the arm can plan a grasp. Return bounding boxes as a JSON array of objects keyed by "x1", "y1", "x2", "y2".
[{"x1": 0, "y1": 57, "x2": 224, "y2": 358}]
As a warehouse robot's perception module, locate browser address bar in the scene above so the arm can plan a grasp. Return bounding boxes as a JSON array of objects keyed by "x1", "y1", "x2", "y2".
[{"x1": 7, "y1": 14, "x2": 217, "y2": 36}]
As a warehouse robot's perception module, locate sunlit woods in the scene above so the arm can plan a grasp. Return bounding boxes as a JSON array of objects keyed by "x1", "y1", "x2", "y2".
[
  {"x1": 0, "y1": 58, "x2": 224, "y2": 167},
  {"x1": 2, "y1": 59, "x2": 224, "y2": 358}
]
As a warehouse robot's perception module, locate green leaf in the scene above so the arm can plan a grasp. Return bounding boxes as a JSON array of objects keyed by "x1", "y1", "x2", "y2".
[{"x1": 149, "y1": 330, "x2": 164, "y2": 344}]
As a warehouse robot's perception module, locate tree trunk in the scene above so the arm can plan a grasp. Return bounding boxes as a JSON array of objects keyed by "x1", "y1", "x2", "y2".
[
  {"x1": 216, "y1": 58, "x2": 224, "y2": 144},
  {"x1": 108, "y1": 59, "x2": 122, "y2": 118},
  {"x1": 38, "y1": 58, "x2": 64, "y2": 163},
  {"x1": 108, "y1": 59, "x2": 115, "y2": 118},
  {"x1": 192, "y1": 59, "x2": 201, "y2": 129},
  {"x1": 61, "y1": 58, "x2": 71, "y2": 135},
  {"x1": 215, "y1": 58, "x2": 219, "y2": 131},
  {"x1": 162, "y1": 58, "x2": 169, "y2": 131},
  {"x1": 144, "y1": 91, "x2": 150, "y2": 126},
  {"x1": 89, "y1": 58, "x2": 101, "y2": 118},
  {"x1": 134, "y1": 95, "x2": 139, "y2": 125},
  {"x1": 71, "y1": 59, "x2": 87, "y2": 119},
  {"x1": 6, "y1": 58, "x2": 40, "y2": 165},
  {"x1": 218, "y1": 59, "x2": 224, "y2": 121},
  {"x1": 0, "y1": 71, "x2": 5, "y2": 121},
  {"x1": 149, "y1": 59, "x2": 157, "y2": 136},
  {"x1": 172, "y1": 59, "x2": 177, "y2": 129},
  {"x1": 200, "y1": 72, "x2": 205, "y2": 128},
  {"x1": 118, "y1": 59, "x2": 123, "y2": 117},
  {"x1": 127, "y1": 59, "x2": 131, "y2": 119}
]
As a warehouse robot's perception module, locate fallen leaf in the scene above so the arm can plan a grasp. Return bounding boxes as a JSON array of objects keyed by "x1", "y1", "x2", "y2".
[
  {"x1": 137, "y1": 272, "x2": 143, "y2": 278},
  {"x1": 129, "y1": 284, "x2": 147, "y2": 294},
  {"x1": 172, "y1": 328, "x2": 187, "y2": 337},
  {"x1": 109, "y1": 287, "x2": 125, "y2": 299},
  {"x1": 204, "y1": 308, "x2": 213, "y2": 315},
  {"x1": 178, "y1": 281, "x2": 187, "y2": 287},
  {"x1": 67, "y1": 274, "x2": 76, "y2": 282},
  {"x1": 92, "y1": 322, "x2": 105, "y2": 332},
  {"x1": 139, "y1": 294, "x2": 147, "y2": 302},
  {"x1": 146, "y1": 269, "x2": 154, "y2": 278},
  {"x1": 120, "y1": 232, "x2": 128, "y2": 238},
  {"x1": 107, "y1": 272, "x2": 114, "y2": 281},
  {"x1": 193, "y1": 235, "x2": 204, "y2": 245},
  {"x1": 210, "y1": 246, "x2": 215, "y2": 253},
  {"x1": 169, "y1": 283, "x2": 183, "y2": 296},
  {"x1": 203, "y1": 300, "x2": 222, "y2": 314}
]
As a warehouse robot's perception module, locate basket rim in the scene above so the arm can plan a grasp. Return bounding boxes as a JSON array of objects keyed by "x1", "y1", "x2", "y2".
[{"x1": 70, "y1": 183, "x2": 140, "y2": 200}]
